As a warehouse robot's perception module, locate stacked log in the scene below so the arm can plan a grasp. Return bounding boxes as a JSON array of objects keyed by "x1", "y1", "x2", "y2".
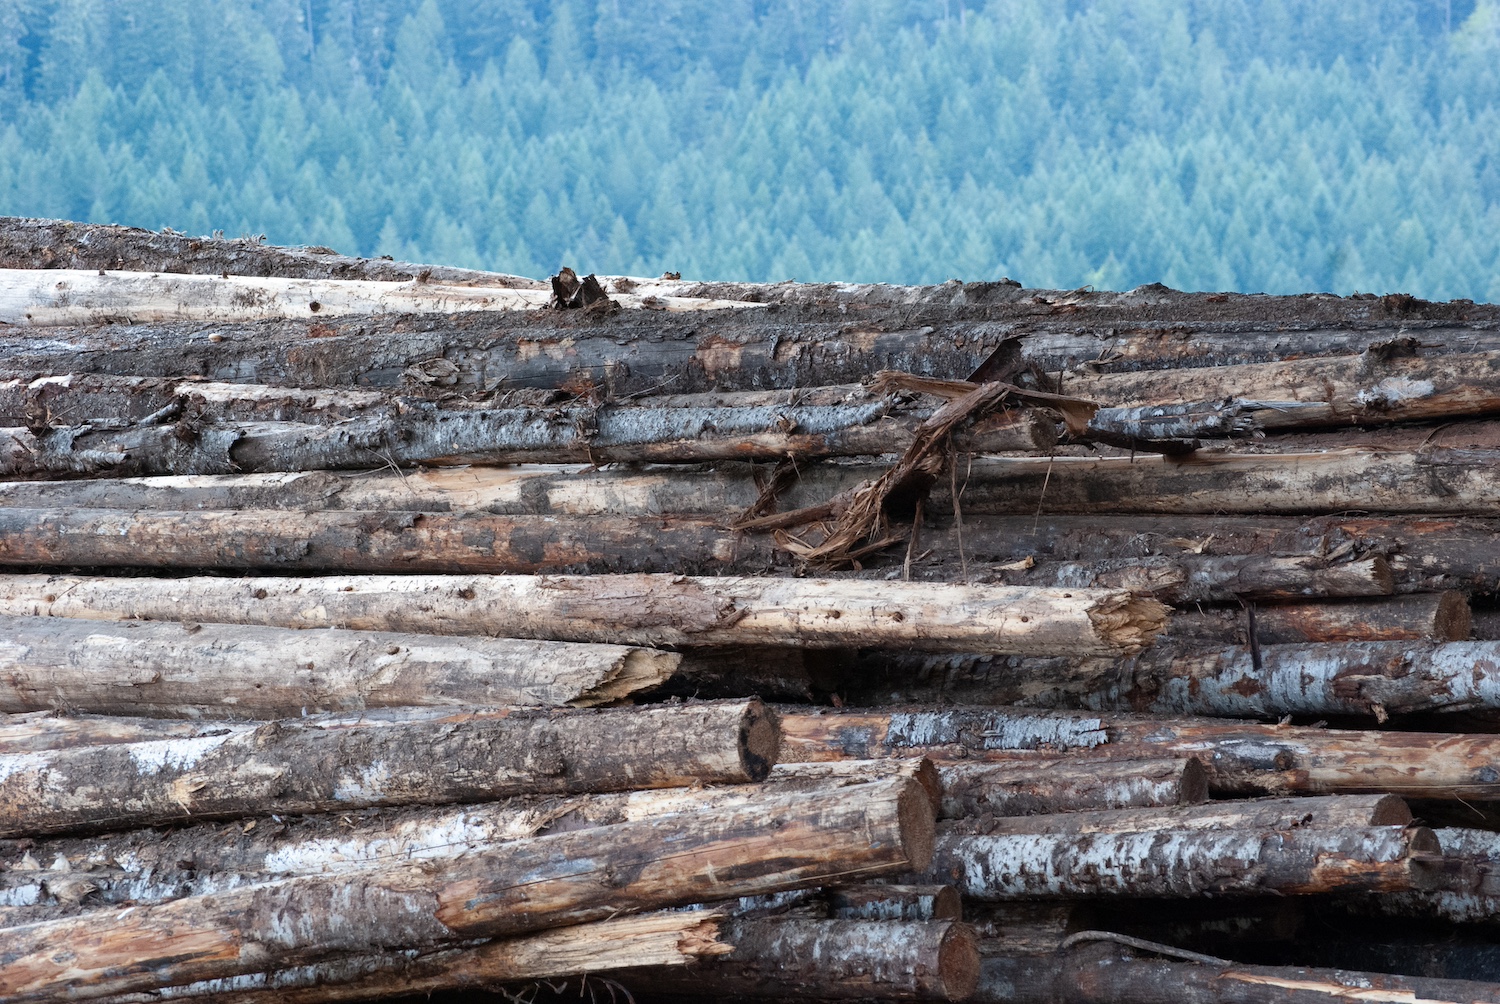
[{"x1": 2, "y1": 218, "x2": 1500, "y2": 1001}]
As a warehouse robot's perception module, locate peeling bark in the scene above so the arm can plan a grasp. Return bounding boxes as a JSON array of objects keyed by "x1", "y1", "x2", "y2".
[
  {"x1": 935, "y1": 757, "x2": 1207, "y2": 819},
  {"x1": 0, "y1": 614, "x2": 677, "y2": 717},
  {"x1": 623, "y1": 918, "x2": 980, "y2": 1001},
  {"x1": 0, "y1": 573, "x2": 1166, "y2": 655},
  {"x1": 0, "y1": 775, "x2": 934, "y2": 1003},
  {"x1": 0, "y1": 700, "x2": 778, "y2": 836},
  {"x1": 1168, "y1": 592, "x2": 1470, "y2": 645}
]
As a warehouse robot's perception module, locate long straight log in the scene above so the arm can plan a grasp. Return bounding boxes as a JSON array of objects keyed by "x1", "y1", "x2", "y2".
[
  {"x1": 625, "y1": 918, "x2": 980, "y2": 1001},
  {"x1": 1167, "y1": 592, "x2": 1470, "y2": 645},
  {"x1": 777, "y1": 707, "x2": 1500, "y2": 799},
  {"x1": 0, "y1": 615, "x2": 677, "y2": 717},
  {"x1": 952, "y1": 795, "x2": 1412, "y2": 836},
  {"x1": 0, "y1": 700, "x2": 778, "y2": 836},
  {"x1": 0, "y1": 710, "x2": 236, "y2": 754},
  {"x1": 936, "y1": 757, "x2": 1207, "y2": 819},
  {"x1": 0, "y1": 573, "x2": 1166, "y2": 654},
  {"x1": 91, "y1": 911, "x2": 732, "y2": 1004},
  {"x1": 0, "y1": 775, "x2": 934, "y2": 1003},
  {"x1": 919, "y1": 825, "x2": 1441, "y2": 900},
  {"x1": 977, "y1": 943, "x2": 1500, "y2": 1004}
]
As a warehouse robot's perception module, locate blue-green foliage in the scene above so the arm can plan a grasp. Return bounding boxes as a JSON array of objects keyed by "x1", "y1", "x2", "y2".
[{"x1": 0, "y1": 0, "x2": 1495, "y2": 297}]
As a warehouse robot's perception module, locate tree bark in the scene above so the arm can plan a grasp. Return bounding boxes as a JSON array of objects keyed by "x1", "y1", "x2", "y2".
[
  {"x1": 976, "y1": 942, "x2": 1500, "y2": 1004},
  {"x1": 1167, "y1": 592, "x2": 1470, "y2": 645},
  {"x1": 826, "y1": 885, "x2": 963, "y2": 922},
  {"x1": 919, "y1": 825, "x2": 1441, "y2": 900},
  {"x1": 776, "y1": 707, "x2": 1500, "y2": 800},
  {"x1": 0, "y1": 710, "x2": 239, "y2": 754},
  {"x1": 622, "y1": 918, "x2": 980, "y2": 1001},
  {"x1": 0, "y1": 614, "x2": 677, "y2": 718},
  {"x1": 949, "y1": 794, "x2": 1412, "y2": 836},
  {"x1": 0, "y1": 775, "x2": 935, "y2": 1003},
  {"x1": 89, "y1": 911, "x2": 732, "y2": 1004},
  {"x1": 0, "y1": 572, "x2": 1167, "y2": 655},
  {"x1": 936, "y1": 757, "x2": 1208, "y2": 819},
  {"x1": 0, "y1": 700, "x2": 779, "y2": 837}
]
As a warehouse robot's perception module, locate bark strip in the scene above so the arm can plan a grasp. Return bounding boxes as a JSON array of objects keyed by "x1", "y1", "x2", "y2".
[
  {"x1": 0, "y1": 700, "x2": 778, "y2": 837},
  {"x1": 0, "y1": 615, "x2": 678, "y2": 717},
  {"x1": 0, "y1": 775, "x2": 934, "y2": 1003},
  {"x1": 0, "y1": 572, "x2": 1166, "y2": 655}
]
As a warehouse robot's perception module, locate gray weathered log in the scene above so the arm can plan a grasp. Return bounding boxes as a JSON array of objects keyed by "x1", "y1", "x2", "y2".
[
  {"x1": 0, "y1": 614, "x2": 677, "y2": 717},
  {"x1": 623, "y1": 918, "x2": 980, "y2": 1001},
  {"x1": 0, "y1": 573, "x2": 1166, "y2": 655},
  {"x1": 826, "y1": 885, "x2": 963, "y2": 923},
  {"x1": 947, "y1": 795, "x2": 1412, "y2": 837},
  {"x1": 936, "y1": 757, "x2": 1207, "y2": 819},
  {"x1": 0, "y1": 710, "x2": 236, "y2": 754},
  {"x1": 0, "y1": 700, "x2": 778, "y2": 836},
  {"x1": 0, "y1": 775, "x2": 934, "y2": 1003}
]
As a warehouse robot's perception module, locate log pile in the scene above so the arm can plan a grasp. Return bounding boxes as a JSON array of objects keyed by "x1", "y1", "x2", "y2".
[{"x1": 2, "y1": 218, "x2": 1500, "y2": 1001}]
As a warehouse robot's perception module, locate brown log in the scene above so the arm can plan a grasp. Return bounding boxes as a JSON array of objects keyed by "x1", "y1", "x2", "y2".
[
  {"x1": 0, "y1": 614, "x2": 677, "y2": 717},
  {"x1": 777, "y1": 707, "x2": 1500, "y2": 800},
  {"x1": 90, "y1": 911, "x2": 732, "y2": 1004},
  {"x1": 0, "y1": 572, "x2": 1166, "y2": 655},
  {"x1": 936, "y1": 757, "x2": 1208, "y2": 819},
  {"x1": 0, "y1": 765, "x2": 921, "y2": 924},
  {"x1": 950, "y1": 794, "x2": 1412, "y2": 836},
  {"x1": 826, "y1": 885, "x2": 963, "y2": 922},
  {"x1": 976, "y1": 941, "x2": 1500, "y2": 1004},
  {"x1": 623, "y1": 918, "x2": 980, "y2": 1001},
  {"x1": 0, "y1": 700, "x2": 778, "y2": 837},
  {"x1": 0, "y1": 774, "x2": 934, "y2": 1003},
  {"x1": 1167, "y1": 592, "x2": 1470, "y2": 645},
  {"x1": 919, "y1": 825, "x2": 1442, "y2": 900}
]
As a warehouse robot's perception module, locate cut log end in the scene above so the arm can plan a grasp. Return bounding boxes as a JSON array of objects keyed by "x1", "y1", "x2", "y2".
[
  {"x1": 1180, "y1": 757, "x2": 1210, "y2": 805},
  {"x1": 738, "y1": 700, "x2": 781, "y2": 782},
  {"x1": 1435, "y1": 589, "x2": 1473, "y2": 641},
  {"x1": 1369, "y1": 554, "x2": 1396, "y2": 594},
  {"x1": 1086, "y1": 594, "x2": 1170, "y2": 654},
  {"x1": 1371, "y1": 794, "x2": 1415, "y2": 827},
  {"x1": 936, "y1": 922, "x2": 982, "y2": 1002},
  {"x1": 899, "y1": 777, "x2": 939, "y2": 872},
  {"x1": 575, "y1": 649, "x2": 682, "y2": 706}
]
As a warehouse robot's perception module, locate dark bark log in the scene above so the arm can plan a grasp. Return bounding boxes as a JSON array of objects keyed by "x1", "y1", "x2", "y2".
[
  {"x1": 1167, "y1": 593, "x2": 1470, "y2": 645},
  {"x1": 0, "y1": 614, "x2": 677, "y2": 717},
  {"x1": 0, "y1": 700, "x2": 778, "y2": 837},
  {"x1": 0, "y1": 775, "x2": 934, "y2": 1003},
  {"x1": 0, "y1": 572, "x2": 1166, "y2": 655},
  {"x1": 936, "y1": 757, "x2": 1208, "y2": 819},
  {"x1": 976, "y1": 942, "x2": 1500, "y2": 1004},
  {"x1": 919, "y1": 825, "x2": 1442, "y2": 900},
  {"x1": 826, "y1": 885, "x2": 963, "y2": 922},
  {"x1": 949, "y1": 795, "x2": 1412, "y2": 836},
  {"x1": 622, "y1": 918, "x2": 980, "y2": 1001},
  {"x1": 777, "y1": 707, "x2": 1500, "y2": 800}
]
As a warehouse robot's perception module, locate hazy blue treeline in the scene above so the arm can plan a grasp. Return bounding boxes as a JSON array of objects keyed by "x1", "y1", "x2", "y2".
[{"x1": 0, "y1": 0, "x2": 1495, "y2": 297}]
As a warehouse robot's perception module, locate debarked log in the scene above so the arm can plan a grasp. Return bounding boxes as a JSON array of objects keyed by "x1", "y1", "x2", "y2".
[
  {"x1": 91, "y1": 911, "x2": 732, "y2": 1004},
  {"x1": 976, "y1": 941, "x2": 1500, "y2": 1004},
  {"x1": 0, "y1": 775, "x2": 934, "y2": 1003},
  {"x1": 0, "y1": 699, "x2": 778, "y2": 837},
  {"x1": 948, "y1": 794, "x2": 1412, "y2": 837},
  {"x1": 623, "y1": 918, "x2": 980, "y2": 1001},
  {"x1": 0, "y1": 614, "x2": 678, "y2": 717},
  {"x1": 0, "y1": 400, "x2": 1053, "y2": 477},
  {"x1": 935, "y1": 757, "x2": 1207, "y2": 819},
  {"x1": 918, "y1": 825, "x2": 1441, "y2": 900},
  {"x1": 0, "y1": 709, "x2": 237, "y2": 754},
  {"x1": 1167, "y1": 592, "x2": 1470, "y2": 644},
  {"x1": 776, "y1": 707, "x2": 1500, "y2": 800},
  {"x1": 0, "y1": 573, "x2": 1167, "y2": 655}
]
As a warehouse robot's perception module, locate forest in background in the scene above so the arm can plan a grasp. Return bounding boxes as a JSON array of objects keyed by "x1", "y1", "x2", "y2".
[{"x1": 0, "y1": 0, "x2": 1496, "y2": 297}]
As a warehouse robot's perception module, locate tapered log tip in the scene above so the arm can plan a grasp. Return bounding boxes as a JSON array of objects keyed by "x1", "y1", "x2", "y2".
[
  {"x1": 1180, "y1": 757, "x2": 1210, "y2": 805},
  {"x1": 1087, "y1": 594, "x2": 1170, "y2": 654},
  {"x1": 738, "y1": 699, "x2": 781, "y2": 781},
  {"x1": 899, "y1": 777, "x2": 939, "y2": 873},
  {"x1": 937, "y1": 922, "x2": 982, "y2": 1001}
]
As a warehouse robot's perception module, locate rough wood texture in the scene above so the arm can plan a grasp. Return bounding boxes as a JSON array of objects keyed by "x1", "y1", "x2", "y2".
[
  {"x1": 920, "y1": 825, "x2": 1441, "y2": 900},
  {"x1": 950, "y1": 795, "x2": 1412, "y2": 837},
  {"x1": 624, "y1": 918, "x2": 980, "y2": 1001},
  {"x1": 826, "y1": 885, "x2": 963, "y2": 922},
  {"x1": 936, "y1": 757, "x2": 1208, "y2": 819},
  {"x1": 89, "y1": 912, "x2": 731, "y2": 1004},
  {"x1": 1168, "y1": 592, "x2": 1471, "y2": 645},
  {"x1": 776, "y1": 707, "x2": 1500, "y2": 800},
  {"x1": 977, "y1": 943, "x2": 1500, "y2": 1004},
  {"x1": 0, "y1": 775, "x2": 934, "y2": 1003},
  {"x1": 0, "y1": 700, "x2": 778, "y2": 836},
  {"x1": 0, "y1": 615, "x2": 677, "y2": 717},
  {"x1": 0, "y1": 573, "x2": 1167, "y2": 655},
  {"x1": 0, "y1": 710, "x2": 235, "y2": 754}
]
